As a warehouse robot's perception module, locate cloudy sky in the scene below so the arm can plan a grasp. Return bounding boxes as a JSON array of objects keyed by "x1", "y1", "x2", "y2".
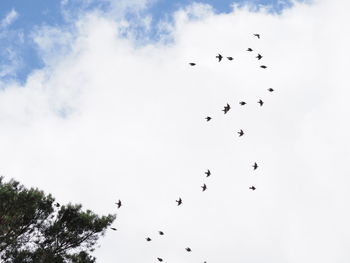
[{"x1": 1, "y1": 0, "x2": 350, "y2": 262}]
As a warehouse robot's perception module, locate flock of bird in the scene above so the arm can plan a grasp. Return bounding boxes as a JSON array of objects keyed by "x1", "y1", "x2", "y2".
[
  {"x1": 191, "y1": 33, "x2": 273, "y2": 195},
  {"x1": 111, "y1": 33, "x2": 274, "y2": 262}
]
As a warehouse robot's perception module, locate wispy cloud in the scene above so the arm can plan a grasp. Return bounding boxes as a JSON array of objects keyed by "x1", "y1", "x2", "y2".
[
  {"x1": 0, "y1": 9, "x2": 18, "y2": 29},
  {"x1": 0, "y1": 10, "x2": 21, "y2": 78}
]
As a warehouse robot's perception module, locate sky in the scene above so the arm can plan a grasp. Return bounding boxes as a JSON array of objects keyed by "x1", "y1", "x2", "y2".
[
  {"x1": 1, "y1": 0, "x2": 350, "y2": 262},
  {"x1": 0, "y1": 0, "x2": 295, "y2": 82}
]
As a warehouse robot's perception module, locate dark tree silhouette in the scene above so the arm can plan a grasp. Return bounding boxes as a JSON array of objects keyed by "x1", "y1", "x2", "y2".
[{"x1": 0, "y1": 177, "x2": 116, "y2": 263}]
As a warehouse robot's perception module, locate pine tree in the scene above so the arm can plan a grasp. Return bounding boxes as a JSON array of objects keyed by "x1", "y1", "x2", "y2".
[{"x1": 0, "y1": 177, "x2": 116, "y2": 263}]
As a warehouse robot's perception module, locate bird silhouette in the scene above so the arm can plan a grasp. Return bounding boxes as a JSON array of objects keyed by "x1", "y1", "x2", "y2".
[
  {"x1": 256, "y1": 54, "x2": 263, "y2": 60},
  {"x1": 111, "y1": 227, "x2": 117, "y2": 231},
  {"x1": 239, "y1": 101, "x2": 247, "y2": 106},
  {"x1": 115, "y1": 200, "x2": 122, "y2": 208},
  {"x1": 201, "y1": 184, "x2": 207, "y2": 192},
  {"x1": 254, "y1": 33, "x2": 260, "y2": 39},
  {"x1": 157, "y1": 258, "x2": 163, "y2": 262},
  {"x1": 238, "y1": 129, "x2": 244, "y2": 137},
  {"x1": 55, "y1": 202, "x2": 60, "y2": 207},
  {"x1": 205, "y1": 169, "x2": 211, "y2": 177},
  {"x1": 247, "y1": 48, "x2": 253, "y2": 52},
  {"x1": 268, "y1": 88, "x2": 274, "y2": 92},
  {"x1": 176, "y1": 198, "x2": 182, "y2": 206},
  {"x1": 260, "y1": 65, "x2": 267, "y2": 69},
  {"x1": 146, "y1": 237, "x2": 152, "y2": 241},
  {"x1": 249, "y1": 186, "x2": 256, "y2": 191},
  {"x1": 222, "y1": 103, "x2": 231, "y2": 114},
  {"x1": 189, "y1": 63, "x2": 196, "y2": 66},
  {"x1": 158, "y1": 231, "x2": 164, "y2": 235},
  {"x1": 258, "y1": 99, "x2": 264, "y2": 106},
  {"x1": 216, "y1": 54, "x2": 223, "y2": 62},
  {"x1": 253, "y1": 162, "x2": 258, "y2": 170},
  {"x1": 185, "y1": 247, "x2": 192, "y2": 252},
  {"x1": 227, "y1": 56, "x2": 234, "y2": 60},
  {"x1": 206, "y1": 116, "x2": 212, "y2": 122}
]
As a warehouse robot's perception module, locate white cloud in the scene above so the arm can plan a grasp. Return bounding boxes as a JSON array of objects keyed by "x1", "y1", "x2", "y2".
[
  {"x1": 1, "y1": 0, "x2": 350, "y2": 262},
  {"x1": 0, "y1": 9, "x2": 18, "y2": 29}
]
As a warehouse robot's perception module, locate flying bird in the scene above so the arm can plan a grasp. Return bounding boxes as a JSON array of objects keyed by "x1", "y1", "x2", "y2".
[
  {"x1": 239, "y1": 101, "x2": 247, "y2": 106},
  {"x1": 157, "y1": 258, "x2": 163, "y2": 262},
  {"x1": 216, "y1": 53, "x2": 223, "y2": 62},
  {"x1": 249, "y1": 186, "x2": 256, "y2": 191},
  {"x1": 115, "y1": 200, "x2": 122, "y2": 208},
  {"x1": 227, "y1": 56, "x2": 234, "y2": 60},
  {"x1": 176, "y1": 198, "x2": 182, "y2": 206},
  {"x1": 205, "y1": 169, "x2": 211, "y2": 177},
  {"x1": 222, "y1": 103, "x2": 231, "y2": 114},
  {"x1": 238, "y1": 129, "x2": 244, "y2": 137},
  {"x1": 158, "y1": 231, "x2": 164, "y2": 236},
  {"x1": 253, "y1": 162, "x2": 258, "y2": 170},
  {"x1": 189, "y1": 63, "x2": 196, "y2": 66},
  {"x1": 55, "y1": 202, "x2": 60, "y2": 207},
  {"x1": 201, "y1": 184, "x2": 207, "y2": 192},
  {"x1": 260, "y1": 65, "x2": 267, "y2": 69},
  {"x1": 146, "y1": 237, "x2": 152, "y2": 241},
  {"x1": 185, "y1": 247, "x2": 192, "y2": 252},
  {"x1": 268, "y1": 88, "x2": 274, "y2": 92},
  {"x1": 258, "y1": 99, "x2": 264, "y2": 106},
  {"x1": 111, "y1": 227, "x2": 117, "y2": 231},
  {"x1": 254, "y1": 33, "x2": 260, "y2": 39},
  {"x1": 256, "y1": 54, "x2": 263, "y2": 60},
  {"x1": 206, "y1": 116, "x2": 212, "y2": 122},
  {"x1": 247, "y1": 48, "x2": 253, "y2": 52}
]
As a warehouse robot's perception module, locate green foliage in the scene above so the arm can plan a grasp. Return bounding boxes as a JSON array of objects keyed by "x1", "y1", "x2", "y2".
[{"x1": 0, "y1": 177, "x2": 116, "y2": 263}]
